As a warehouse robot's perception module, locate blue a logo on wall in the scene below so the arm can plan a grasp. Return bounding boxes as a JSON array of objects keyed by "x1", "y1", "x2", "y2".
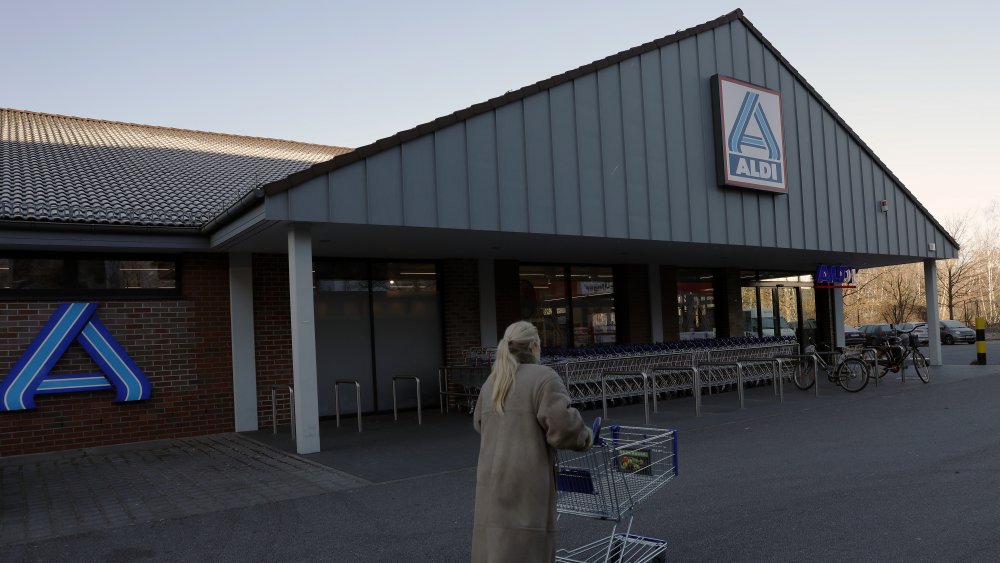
[
  {"x1": 0, "y1": 303, "x2": 151, "y2": 411},
  {"x1": 815, "y1": 265, "x2": 858, "y2": 289},
  {"x1": 713, "y1": 75, "x2": 788, "y2": 193}
]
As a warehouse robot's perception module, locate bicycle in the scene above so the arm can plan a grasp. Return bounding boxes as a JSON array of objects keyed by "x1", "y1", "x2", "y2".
[
  {"x1": 792, "y1": 342, "x2": 870, "y2": 392},
  {"x1": 872, "y1": 326, "x2": 929, "y2": 384}
]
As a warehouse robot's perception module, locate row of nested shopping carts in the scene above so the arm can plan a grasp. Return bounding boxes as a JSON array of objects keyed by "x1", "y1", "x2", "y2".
[{"x1": 555, "y1": 418, "x2": 679, "y2": 563}]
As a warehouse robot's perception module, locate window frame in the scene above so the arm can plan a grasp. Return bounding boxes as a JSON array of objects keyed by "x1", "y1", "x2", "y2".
[{"x1": 0, "y1": 251, "x2": 182, "y2": 301}]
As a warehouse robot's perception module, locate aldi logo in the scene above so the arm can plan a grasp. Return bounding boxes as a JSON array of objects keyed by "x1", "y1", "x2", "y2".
[
  {"x1": 0, "y1": 303, "x2": 151, "y2": 411},
  {"x1": 712, "y1": 75, "x2": 787, "y2": 193}
]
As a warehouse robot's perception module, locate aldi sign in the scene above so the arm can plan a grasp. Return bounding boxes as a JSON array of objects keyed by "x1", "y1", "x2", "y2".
[{"x1": 712, "y1": 75, "x2": 787, "y2": 193}]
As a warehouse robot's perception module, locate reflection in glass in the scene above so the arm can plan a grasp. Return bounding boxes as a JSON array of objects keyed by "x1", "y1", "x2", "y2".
[
  {"x1": 678, "y1": 271, "x2": 715, "y2": 339},
  {"x1": 77, "y1": 260, "x2": 176, "y2": 289},
  {"x1": 570, "y1": 266, "x2": 615, "y2": 347},
  {"x1": 519, "y1": 265, "x2": 568, "y2": 348},
  {"x1": 2, "y1": 259, "x2": 64, "y2": 289}
]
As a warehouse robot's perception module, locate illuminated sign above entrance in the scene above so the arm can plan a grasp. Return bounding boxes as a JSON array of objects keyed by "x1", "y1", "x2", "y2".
[
  {"x1": 0, "y1": 303, "x2": 151, "y2": 411},
  {"x1": 712, "y1": 75, "x2": 787, "y2": 193},
  {"x1": 815, "y1": 266, "x2": 858, "y2": 289}
]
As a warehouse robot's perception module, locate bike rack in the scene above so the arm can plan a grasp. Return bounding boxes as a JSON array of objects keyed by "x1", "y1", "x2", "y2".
[
  {"x1": 269, "y1": 384, "x2": 295, "y2": 439},
  {"x1": 599, "y1": 371, "x2": 651, "y2": 425},
  {"x1": 775, "y1": 354, "x2": 820, "y2": 398},
  {"x1": 392, "y1": 376, "x2": 422, "y2": 425},
  {"x1": 697, "y1": 362, "x2": 745, "y2": 409},
  {"x1": 861, "y1": 347, "x2": 880, "y2": 386},
  {"x1": 334, "y1": 379, "x2": 363, "y2": 432}
]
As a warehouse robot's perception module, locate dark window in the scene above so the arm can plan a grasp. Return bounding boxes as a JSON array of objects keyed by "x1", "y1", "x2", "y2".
[
  {"x1": 0, "y1": 254, "x2": 180, "y2": 299},
  {"x1": 519, "y1": 264, "x2": 615, "y2": 348}
]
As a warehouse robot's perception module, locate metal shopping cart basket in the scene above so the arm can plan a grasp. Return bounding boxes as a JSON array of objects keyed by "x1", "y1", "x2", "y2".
[{"x1": 555, "y1": 419, "x2": 679, "y2": 563}]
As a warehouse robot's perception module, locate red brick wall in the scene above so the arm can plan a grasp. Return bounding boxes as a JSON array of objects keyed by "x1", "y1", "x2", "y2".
[
  {"x1": 251, "y1": 254, "x2": 293, "y2": 429},
  {"x1": 0, "y1": 253, "x2": 233, "y2": 456},
  {"x1": 440, "y1": 259, "x2": 481, "y2": 367}
]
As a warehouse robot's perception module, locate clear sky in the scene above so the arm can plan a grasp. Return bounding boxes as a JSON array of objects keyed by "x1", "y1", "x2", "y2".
[{"x1": 5, "y1": 0, "x2": 997, "y2": 228}]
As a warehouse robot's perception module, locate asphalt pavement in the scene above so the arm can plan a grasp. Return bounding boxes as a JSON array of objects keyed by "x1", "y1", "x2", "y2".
[{"x1": 3, "y1": 361, "x2": 1000, "y2": 562}]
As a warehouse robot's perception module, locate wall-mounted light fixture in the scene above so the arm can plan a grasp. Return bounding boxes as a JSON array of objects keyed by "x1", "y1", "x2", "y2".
[{"x1": 879, "y1": 200, "x2": 889, "y2": 213}]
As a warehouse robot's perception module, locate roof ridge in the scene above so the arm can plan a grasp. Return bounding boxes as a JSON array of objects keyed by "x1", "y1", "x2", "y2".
[{"x1": 1, "y1": 107, "x2": 352, "y2": 153}]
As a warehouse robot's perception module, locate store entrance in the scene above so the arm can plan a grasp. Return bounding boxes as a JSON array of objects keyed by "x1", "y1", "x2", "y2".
[
  {"x1": 741, "y1": 273, "x2": 816, "y2": 350},
  {"x1": 313, "y1": 260, "x2": 441, "y2": 416}
]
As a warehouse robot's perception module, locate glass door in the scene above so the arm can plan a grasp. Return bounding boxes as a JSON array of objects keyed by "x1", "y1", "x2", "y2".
[
  {"x1": 371, "y1": 263, "x2": 441, "y2": 412},
  {"x1": 314, "y1": 261, "x2": 374, "y2": 416}
]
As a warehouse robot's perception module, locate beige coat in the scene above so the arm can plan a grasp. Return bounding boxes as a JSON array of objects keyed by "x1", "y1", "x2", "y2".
[{"x1": 471, "y1": 362, "x2": 593, "y2": 563}]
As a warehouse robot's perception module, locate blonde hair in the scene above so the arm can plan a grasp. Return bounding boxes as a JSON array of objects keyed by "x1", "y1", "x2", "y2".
[{"x1": 489, "y1": 321, "x2": 540, "y2": 415}]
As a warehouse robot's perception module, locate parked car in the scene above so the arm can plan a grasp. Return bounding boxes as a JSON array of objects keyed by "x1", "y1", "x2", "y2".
[
  {"x1": 858, "y1": 323, "x2": 914, "y2": 346},
  {"x1": 843, "y1": 324, "x2": 866, "y2": 346},
  {"x1": 940, "y1": 320, "x2": 976, "y2": 345},
  {"x1": 908, "y1": 322, "x2": 930, "y2": 346}
]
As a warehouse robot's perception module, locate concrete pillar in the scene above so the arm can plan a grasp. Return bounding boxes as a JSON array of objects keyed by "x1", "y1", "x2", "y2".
[
  {"x1": 478, "y1": 258, "x2": 497, "y2": 347},
  {"x1": 924, "y1": 260, "x2": 942, "y2": 365},
  {"x1": 288, "y1": 224, "x2": 320, "y2": 454},
  {"x1": 229, "y1": 253, "x2": 258, "y2": 432},
  {"x1": 649, "y1": 265, "x2": 663, "y2": 343},
  {"x1": 833, "y1": 288, "x2": 845, "y2": 348}
]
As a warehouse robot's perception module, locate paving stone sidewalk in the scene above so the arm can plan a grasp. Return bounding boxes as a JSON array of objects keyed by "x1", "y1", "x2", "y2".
[{"x1": 0, "y1": 433, "x2": 368, "y2": 546}]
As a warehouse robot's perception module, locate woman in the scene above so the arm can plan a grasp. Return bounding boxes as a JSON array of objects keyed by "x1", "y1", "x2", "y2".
[{"x1": 471, "y1": 321, "x2": 593, "y2": 563}]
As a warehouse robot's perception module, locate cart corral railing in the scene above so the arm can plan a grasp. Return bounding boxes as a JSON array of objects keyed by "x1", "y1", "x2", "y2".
[{"x1": 439, "y1": 338, "x2": 798, "y2": 416}]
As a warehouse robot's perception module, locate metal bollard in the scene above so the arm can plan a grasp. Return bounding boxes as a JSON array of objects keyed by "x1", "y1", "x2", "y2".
[{"x1": 976, "y1": 317, "x2": 987, "y2": 365}]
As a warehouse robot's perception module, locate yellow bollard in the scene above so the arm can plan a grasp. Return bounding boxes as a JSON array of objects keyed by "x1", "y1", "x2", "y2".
[{"x1": 976, "y1": 317, "x2": 986, "y2": 365}]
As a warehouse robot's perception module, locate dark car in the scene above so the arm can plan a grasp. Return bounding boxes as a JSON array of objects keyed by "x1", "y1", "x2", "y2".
[
  {"x1": 843, "y1": 324, "x2": 866, "y2": 346},
  {"x1": 858, "y1": 323, "x2": 914, "y2": 346},
  {"x1": 940, "y1": 320, "x2": 976, "y2": 344}
]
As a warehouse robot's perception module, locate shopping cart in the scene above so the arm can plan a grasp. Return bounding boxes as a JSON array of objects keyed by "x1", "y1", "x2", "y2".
[{"x1": 555, "y1": 419, "x2": 679, "y2": 563}]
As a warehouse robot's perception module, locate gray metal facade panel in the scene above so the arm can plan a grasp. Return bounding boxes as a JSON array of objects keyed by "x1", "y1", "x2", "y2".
[
  {"x1": 822, "y1": 113, "x2": 844, "y2": 252},
  {"x1": 847, "y1": 142, "x2": 866, "y2": 253},
  {"x1": 639, "y1": 49, "x2": 669, "y2": 241},
  {"x1": 401, "y1": 136, "x2": 437, "y2": 228},
  {"x1": 597, "y1": 65, "x2": 629, "y2": 239},
  {"x1": 466, "y1": 112, "x2": 500, "y2": 231},
  {"x1": 523, "y1": 92, "x2": 557, "y2": 235},
  {"x1": 330, "y1": 161, "x2": 368, "y2": 224},
  {"x1": 698, "y1": 32, "x2": 729, "y2": 245},
  {"x1": 275, "y1": 18, "x2": 959, "y2": 263},
  {"x1": 289, "y1": 175, "x2": 328, "y2": 222},
  {"x1": 834, "y1": 128, "x2": 857, "y2": 252},
  {"x1": 620, "y1": 58, "x2": 651, "y2": 241},
  {"x1": 792, "y1": 81, "x2": 816, "y2": 250},
  {"x1": 496, "y1": 102, "x2": 529, "y2": 233},
  {"x1": 810, "y1": 99, "x2": 831, "y2": 251},
  {"x1": 715, "y1": 25, "x2": 749, "y2": 246},
  {"x1": 366, "y1": 148, "x2": 404, "y2": 225},
  {"x1": 762, "y1": 46, "x2": 787, "y2": 248},
  {"x1": 679, "y1": 36, "x2": 710, "y2": 243},
  {"x1": 433, "y1": 124, "x2": 470, "y2": 230},
  {"x1": 662, "y1": 42, "x2": 691, "y2": 242},
  {"x1": 550, "y1": 82, "x2": 582, "y2": 236},
  {"x1": 575, "y1": 73, "x2": 606, "y2": 237}
]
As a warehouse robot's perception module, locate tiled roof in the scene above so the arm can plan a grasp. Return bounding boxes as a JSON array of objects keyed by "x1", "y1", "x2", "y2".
[{"x1": 0, "y1": 108, "x2": 351, "y2": 228}]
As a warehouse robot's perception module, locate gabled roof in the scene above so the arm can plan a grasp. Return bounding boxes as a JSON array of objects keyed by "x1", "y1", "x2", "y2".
[
  {"x1": 0, "y1": 108, "x2": 351, "y2": 228},
  {"x1": 258, "y1": 8, "x2": 958, "y2": 251}
]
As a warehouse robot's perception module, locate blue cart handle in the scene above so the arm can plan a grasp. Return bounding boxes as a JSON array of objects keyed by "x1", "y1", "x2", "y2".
[{"x1": 592, "y1": 417, "x2": 602, "y2": 445}]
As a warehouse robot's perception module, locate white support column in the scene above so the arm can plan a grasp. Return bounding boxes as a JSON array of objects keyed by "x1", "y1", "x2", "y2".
[
  {"x1": 288, "y1": 223, "x2": 320, "y2": 454},
  {"x1": 229, "y1": 253, "x2": 258, "y2": 432},
  {"x1": 478, "y1": 258, "x2": 498, "y2": 347},
  {"x1": 648, "y1": 265, "x2": 663, "y2": 342},
  {"x1": 833, "y1": 288, "x2": 845, "y2": 348},
  {"x1": 925, "y1": 259, "x2": 942, "y2": 365}
]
